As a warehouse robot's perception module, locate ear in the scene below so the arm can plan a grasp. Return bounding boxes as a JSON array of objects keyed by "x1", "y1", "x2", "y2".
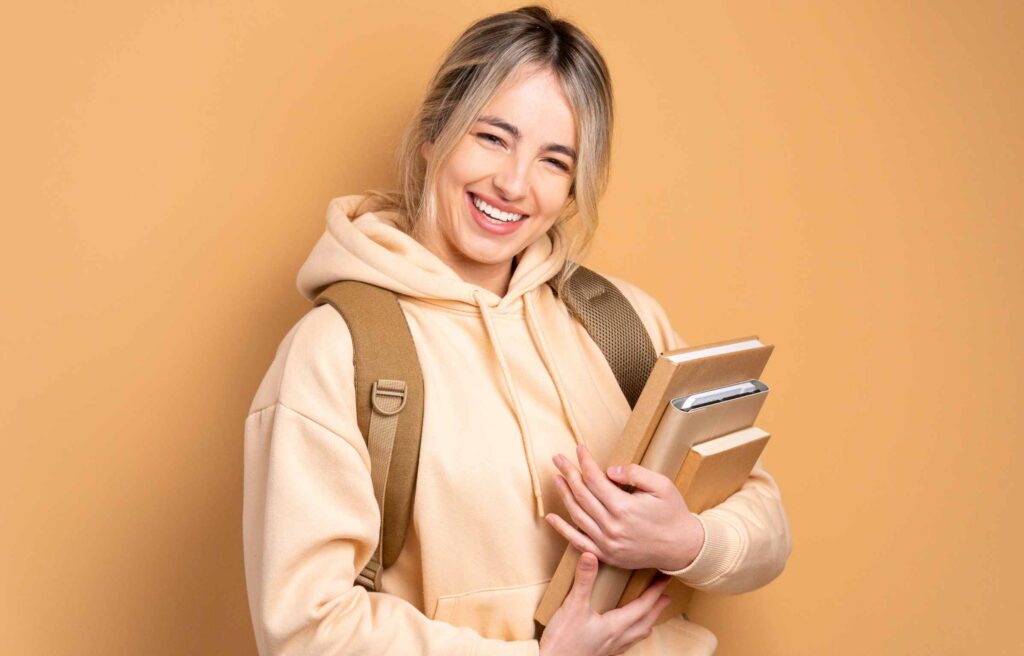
[{"x1": 420, "y1": 140, "x2": 434, "y2": 162}]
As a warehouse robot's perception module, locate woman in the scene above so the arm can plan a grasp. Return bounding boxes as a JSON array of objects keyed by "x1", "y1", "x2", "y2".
[{"x1": 243, "y1": 6, "x2": 791, "y2": 655}]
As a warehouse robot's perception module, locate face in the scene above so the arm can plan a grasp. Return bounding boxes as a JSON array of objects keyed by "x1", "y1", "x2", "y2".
[{"x1": 420, "y1": 64, "x2": 577, "y2": 273}]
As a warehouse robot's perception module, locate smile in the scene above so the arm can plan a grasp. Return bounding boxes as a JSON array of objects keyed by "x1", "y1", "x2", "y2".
[{"x1": 469, "y1": 192, "x2": 526, "y2": 223}]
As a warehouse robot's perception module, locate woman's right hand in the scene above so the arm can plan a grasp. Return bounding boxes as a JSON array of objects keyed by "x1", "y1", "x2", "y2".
[{"x1": 538, "y1": 551, "x2": 673, "y2": 656}]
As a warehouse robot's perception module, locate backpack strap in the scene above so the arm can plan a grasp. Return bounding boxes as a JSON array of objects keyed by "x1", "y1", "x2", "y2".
[
  {"x1": 547, "y1": 265, "x2": 659, "y2": 409},
  {"x1": 314, "y1": 281, "x2": 424, "y2": 593}
]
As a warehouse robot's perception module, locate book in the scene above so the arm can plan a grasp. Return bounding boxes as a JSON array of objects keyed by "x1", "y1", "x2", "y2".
[
  {"x1": 579, "y1": 378, "x2": 771, "y2": 617},
  {"x1": 615, "y1": 425, "x2": 771, "y2": 623},
  {"x1": 534, "y1": 336, "x2": 774, "y2": 627}
]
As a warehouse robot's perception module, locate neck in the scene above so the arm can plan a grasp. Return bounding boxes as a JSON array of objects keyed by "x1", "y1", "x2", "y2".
[{"x1": 415, "y1": 224, "x2": 521, "y2": 298}]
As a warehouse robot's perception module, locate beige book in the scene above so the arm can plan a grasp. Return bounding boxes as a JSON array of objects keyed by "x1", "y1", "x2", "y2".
[
  {"x1": 616, "y1": 425, "x2": 771, "y2": 625},
  {"x1": 575, "y1": 379, "x2": 769, "y2": 616},
  {"x1": 535, "y1": 336, "x2": 774, "y2": 627}
]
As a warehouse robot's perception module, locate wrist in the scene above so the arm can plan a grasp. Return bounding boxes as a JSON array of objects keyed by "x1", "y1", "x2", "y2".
[{"x1": 662, "y1": 512, "x2": 705, "y2": 571}]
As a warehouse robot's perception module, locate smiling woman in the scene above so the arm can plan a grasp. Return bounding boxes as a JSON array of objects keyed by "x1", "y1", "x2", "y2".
[
  {"x1": 242, "y1": 5, "x2": 791, "y2": 656},
  {"x1": 349, "y1": 5, "x2": 614, "y2": 300}
]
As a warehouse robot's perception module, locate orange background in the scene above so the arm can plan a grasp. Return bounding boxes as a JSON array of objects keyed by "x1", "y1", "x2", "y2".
[{"x1": 3, "y1": 1, "x2": 1021, "y2": 654}]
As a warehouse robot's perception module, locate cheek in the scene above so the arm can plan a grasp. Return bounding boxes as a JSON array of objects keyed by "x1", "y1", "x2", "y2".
[
  {"x1": 536, "y1": 179, "x2": 572, "y2": 216},
  {"x1": 444, "y1": 146, "x2": 495, "y2": 185}
]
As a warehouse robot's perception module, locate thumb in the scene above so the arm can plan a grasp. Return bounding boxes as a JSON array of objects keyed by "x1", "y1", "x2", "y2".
[
  {"x1": 568, "y1": 551, "x2": 598, "y2": 606},
  {"x1": 607, "y1": 463, "x2": 665, "y2": 494}
]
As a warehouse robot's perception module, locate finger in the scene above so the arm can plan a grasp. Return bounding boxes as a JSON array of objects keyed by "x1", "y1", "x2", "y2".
[
  {"x1": 576, "y1": 443, "x2": 631, "y2": 514},
  {"x1": 554, "y1": 454, "x2": 615, "y2": 529},
  {"x1": 617, "y1": 594, "x2": 672, "y2": 647},
  {"x1": 607, "y1": 462, "x2": 670, "y2": 496},
  {"x1": 545, "y1": 512, "x2": 607, "y2": 561},
  {"x1": 567, "y1": 551, "x2": 599, "y2": 606},
  {"x1": 602, "y1": 576, "x2": 672, "y2": 628},
  {"x1": 553, "y1": 474, "x2": 605, "y2": 543}
]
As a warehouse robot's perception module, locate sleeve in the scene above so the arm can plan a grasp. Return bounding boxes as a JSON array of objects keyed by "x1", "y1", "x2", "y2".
[
  {"x1": 242, "y1": 306, "x2": 539, "y2": 655},
  {"x1": 657, "y1": 456, "x2": 792, "y2": 594},
  {"x1": 604, "y1": 275, "x2": 793, "y2": 595}
]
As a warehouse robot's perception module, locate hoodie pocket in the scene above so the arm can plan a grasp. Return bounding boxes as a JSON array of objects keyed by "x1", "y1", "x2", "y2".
[{"x1": 430, "y1": 579, "x2": 550, "y2": 641}]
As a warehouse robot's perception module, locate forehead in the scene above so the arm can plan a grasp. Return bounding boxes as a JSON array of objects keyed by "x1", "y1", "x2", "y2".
[{"x1": 480, "y1": 66, "x2": 577, "y2": 147}]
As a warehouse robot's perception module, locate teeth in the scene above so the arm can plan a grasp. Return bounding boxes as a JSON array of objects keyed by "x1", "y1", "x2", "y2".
[{"x1": 472, "y1": 194, "x2": 523, "y2": 222}]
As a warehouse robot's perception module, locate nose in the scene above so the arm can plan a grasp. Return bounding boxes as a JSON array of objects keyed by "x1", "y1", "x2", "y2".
[{"x1": 492, "y1": 152, "x2": 530, "y2": 201}]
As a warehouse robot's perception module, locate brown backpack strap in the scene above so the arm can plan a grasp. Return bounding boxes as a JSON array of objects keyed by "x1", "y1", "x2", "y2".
[
  {"x1": 314, "y1": 281, "x2": 424, "y2": 592},
  {"x1": 548, "y1": 266, "x2": 658, "y2": 409}
]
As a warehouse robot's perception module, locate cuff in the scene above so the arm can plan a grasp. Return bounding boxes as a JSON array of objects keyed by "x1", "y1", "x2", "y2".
[{"x1": 657, "y1": 512, "x2": 745, "y2": 586}]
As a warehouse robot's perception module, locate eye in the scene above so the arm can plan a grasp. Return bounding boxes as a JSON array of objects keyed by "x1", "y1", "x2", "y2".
[
  {"x1": 476, "y1": 132, "x2": 505, "y2": 147},
  {"x1": 545, "y1": 158, "x2": 571, "y2": 172}
]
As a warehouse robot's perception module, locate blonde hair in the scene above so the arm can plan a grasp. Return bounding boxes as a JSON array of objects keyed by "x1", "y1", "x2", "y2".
[{"x1": 354, "y1": 4, "x2": 613, "y2": 297}]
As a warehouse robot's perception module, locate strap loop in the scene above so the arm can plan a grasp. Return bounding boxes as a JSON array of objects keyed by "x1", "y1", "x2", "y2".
[{"x1": 372, "y1": 379, "x2": 408, "y2": 415}]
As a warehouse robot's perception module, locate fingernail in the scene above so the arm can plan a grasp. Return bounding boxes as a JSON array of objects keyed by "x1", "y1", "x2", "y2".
[{"x1": 611, "y1": 466, "x2": 623, "y2": 477}]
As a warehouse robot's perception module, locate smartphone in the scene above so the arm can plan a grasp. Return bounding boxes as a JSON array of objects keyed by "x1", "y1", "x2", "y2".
[{"x1": 673, "y1": 379, "x2": 768, "y2": 412}]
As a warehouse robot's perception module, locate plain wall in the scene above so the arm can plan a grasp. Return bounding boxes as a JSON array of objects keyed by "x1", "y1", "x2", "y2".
[{"x1": 2, "y1": 1, "x2": 1021, "y2": 653}]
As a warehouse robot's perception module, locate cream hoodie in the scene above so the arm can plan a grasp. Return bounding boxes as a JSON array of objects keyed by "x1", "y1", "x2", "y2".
[{"x1": 243, "y1": 195, "x2": 792, "y2": 655}]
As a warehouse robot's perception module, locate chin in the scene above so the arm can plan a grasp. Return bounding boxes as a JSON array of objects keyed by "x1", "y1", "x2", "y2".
[
  {"x1": 457, "y1": 239, "x2": 521, "y2": 265},
  {"x1": 451, "y1": 225, "x2": 524, "y2": 264}
]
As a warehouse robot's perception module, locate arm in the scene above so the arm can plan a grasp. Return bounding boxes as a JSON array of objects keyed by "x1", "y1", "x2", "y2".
[
  {"x1": 242, "y1": 306, "x2": 538, "y2": 655},
  {"x1": 605, "y1": 276, "x2": 793, "y2": 594}
]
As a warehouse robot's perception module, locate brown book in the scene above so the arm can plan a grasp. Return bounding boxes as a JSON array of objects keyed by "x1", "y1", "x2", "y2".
[
  {"x1": 534, "y1": 336, "x2": 774, "y2": 627},
  {"x1": 616, "y1": 426, "x2": 771, "y2": 625}
]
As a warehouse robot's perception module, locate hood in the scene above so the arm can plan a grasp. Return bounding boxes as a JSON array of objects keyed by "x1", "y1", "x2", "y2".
[
  {"x1": 297, "y1": 194, "x2": 569, "y2": 312},
  {"x1": 295, "y1": 195, "x2": 588, "y2": 519}
]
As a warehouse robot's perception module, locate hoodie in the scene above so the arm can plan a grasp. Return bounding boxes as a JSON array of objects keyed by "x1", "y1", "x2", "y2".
[{"x1": 242, "y1": 195, "x2": 792, "y2": 655}]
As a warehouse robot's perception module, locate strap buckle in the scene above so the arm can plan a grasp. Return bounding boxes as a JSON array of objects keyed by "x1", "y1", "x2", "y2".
[{"x1": 371, "y1": 379, "x2": 408, "y2": 416}]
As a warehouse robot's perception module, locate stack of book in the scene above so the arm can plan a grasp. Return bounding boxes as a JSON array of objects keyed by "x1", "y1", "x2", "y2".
[{"x1": 535, "y1": 336, "x2": 775, "y2": 627}]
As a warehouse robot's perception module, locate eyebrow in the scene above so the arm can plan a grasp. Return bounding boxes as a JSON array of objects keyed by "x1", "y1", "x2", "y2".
[{"x1": 476, "y1": 114, "x2": 577, "y2": 161}]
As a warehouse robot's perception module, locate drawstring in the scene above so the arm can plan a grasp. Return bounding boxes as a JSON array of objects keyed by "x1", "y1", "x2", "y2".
[
  {"x1": 524, "y1": 293, "x2": 589, "y2": 452},
  {"x1": 472, "y1": 289, "x2": 547, "y2": 519}
]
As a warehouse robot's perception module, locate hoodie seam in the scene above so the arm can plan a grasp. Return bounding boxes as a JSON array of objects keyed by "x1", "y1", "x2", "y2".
[
  {"x1": 246, "y1": 400, "x2": 348, "y2": 441},
  {"x1": 435, "y1": 577, "x2": 552, "y2": 601},
  {"x1": 246, "y1": 401, "x2": 277, "y2": 419}
]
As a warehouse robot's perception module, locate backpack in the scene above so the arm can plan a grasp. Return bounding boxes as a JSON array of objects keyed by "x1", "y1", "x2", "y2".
[{"x1": 313, "y1": 265, "x2": 658, "y2": 592}]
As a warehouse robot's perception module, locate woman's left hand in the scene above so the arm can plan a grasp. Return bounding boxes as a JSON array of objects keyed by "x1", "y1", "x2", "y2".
[{"x1": 546, "y1": 443, "x2": 705, "y2": 572}]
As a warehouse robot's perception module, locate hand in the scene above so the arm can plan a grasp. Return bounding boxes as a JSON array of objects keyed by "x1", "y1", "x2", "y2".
[
  {"x1": 538, "y1": 551, "x2": 672, "y2": 656},
  {"x1": 546, "y1": 443, "x2": 705, "y2": 572}
]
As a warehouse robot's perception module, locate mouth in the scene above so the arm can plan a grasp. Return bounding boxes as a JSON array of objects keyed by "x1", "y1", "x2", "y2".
[
  {"x1": 468, "y1": 192, "x2": 528, "y2": 223},
  {"x1": 466, "y1": 192, "x2": 530, "y2": 235}
]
